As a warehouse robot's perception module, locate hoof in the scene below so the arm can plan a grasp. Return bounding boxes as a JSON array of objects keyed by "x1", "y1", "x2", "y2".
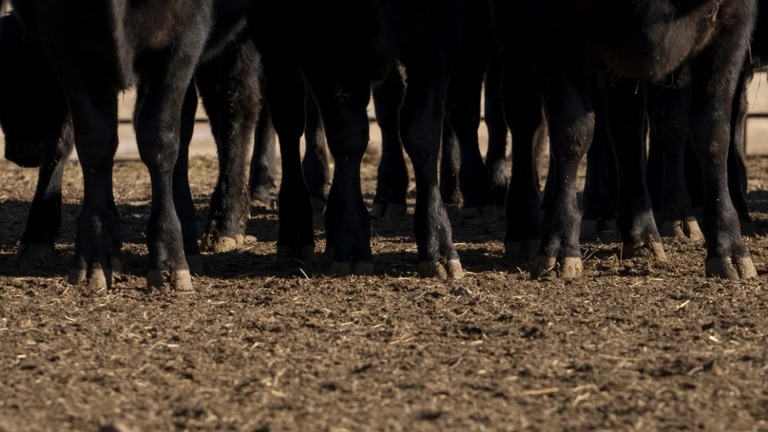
[
  {"x1": 531, "y1": 256, "x2": 557, "y2": 279},
  {"x1": 110, "y1": 251, "x2": 125, "y2": 275},
  {"x1": 560, "y1": 257, "x2": 583, "y2": 279},
  {"x1": 147, "y1": 269, "x2": 193, "y2": 293},
  {"x1": 331, "y1": 261, "x2": 352, "y2": 276},
  {"x1": 186, "y1": 255, "x2": 205, "y2": 276},
  {"x1": 352, "y1": 261, "x2": 375, "y2": 275},
  {"x1": 444, "y1": 259, "x2": 464, "y2": 279},
  {"x1": 621, "y1": 241, "x2": 667, "y2": 262},
  {"x1": 17, "y1": 243, "x2": 54, "y2": 261},
  {"x1": 705, "y1": 256, "x2": 757, "y2": 280},
  {"x1": 68, "y1": 265, "x2": 110, "y2": 292},
  {"x1": 68, "y1": 269, "x2": 87, "y2": 285},
  {"x1": 88, "y1": 265, "x2": 109, "y2": 292},
  {"x1": 201, "y1": 234, "x2": 245, "y2": 253},
  {"x1": 415, "y1": 260, "x2": 463, "y2": 279},
  {"x1": 371, "y1": 203, "x2": 406, "y2": 221},
  {"x1": 417, "y1": 261, "x2": 447, "y2": 279},
  {"x1": 660, "y1": 218, "x2": 704, "y2": 241},
  {"x1": 505, "y1": 239, "x2": 541, "y2": 262}
]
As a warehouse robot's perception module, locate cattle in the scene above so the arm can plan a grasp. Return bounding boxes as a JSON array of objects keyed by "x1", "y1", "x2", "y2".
[
  {"x1": 248, "y1": 0, "x2": 468, "y2": 278},
  {"x1": 371, "y1": 5, "x2": 512, "y2": 221},
  {"x1": 1, "y1": 4, "x2": 265, "y2": 274},
  {"x1": 497, "y1": 0, "x2": 758, "y2": 280},
  {"x1": 0, "y1": 12, "x2": 73, "y2": 260},
  {"x1": 7, "y1": 0, "x2": 261, "y2": 291}
]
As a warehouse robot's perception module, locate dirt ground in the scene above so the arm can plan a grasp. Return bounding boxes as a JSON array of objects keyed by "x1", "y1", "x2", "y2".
[{"x1": 1, "y1": 146, "x2": 768, "y2": 432}]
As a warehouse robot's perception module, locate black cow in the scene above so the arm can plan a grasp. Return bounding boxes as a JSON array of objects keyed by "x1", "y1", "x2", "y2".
[
  {"x1": 8, "y1": 0, "x2": 260, "y2": 291},
  {"x1": 498, "y1": 0, "x2": 757, "y2": 280},
  {"x1": 249, "y1": 0, "x2": 467, "y2": 278},
  {"x1": 1, "y1": 5, "x2": 264, "y2": 280},
  {"x1": 0, "y1": 12, "x2": 73, "y2": 260}
]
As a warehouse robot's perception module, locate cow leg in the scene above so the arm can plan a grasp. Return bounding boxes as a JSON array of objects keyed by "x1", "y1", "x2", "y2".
[
  {"x1": 440, "y1": 119, "x2": 462, "y2": 208},
  {"x1": 688, "y1": 23, "x2": 756, "y2": 280},
  {"x1": 133, "y1": 50, "x2": 202, "y2": 292},
  {"x1": 170, "y1": 85, "x2": 203, "y2": 275},
  {"x1": 399, "y1": 55, "x2": 463, "y2": 279},
  {"x1": 262, "y1": 57, "x2": 314, "y2": 262},
  {"x1": 483, "y1": 45, "x2": 509, "y2": 216},
  {"x1": 445, "y1": 44, "x2": 493, "y2": 218},
  {"x1": 302, "y1": 94, "x2": 331, "y2": 213},
  {"x1": 248, "y1": 103, "x2": 278, "y2": 205},
  {"x1": 647, "y1": 68, "x2": 703, "y2": 241},
  {"x1": 604, "y1": 79, "x2": 666, "y2": 262},
  {"x1": 55, "y1": 77, "x2": 121, "y2": 290},
  {"x1": 196, "y1": 38, "x2": 260, "y2": 253},
  {"x1": 18, "y1": 128, "x2": 74, "y2": 260},
  {"x1": 531, "y1": 69, "x2": 592, "y2": 279},
  {"x1": 309, "y1": 74, "x2": 373, "y2": 275},
  {"x1": 581, "y1": 79, "x2": 618, "y2": 241},
  {"x1": 371, "y1": 68, "x2": 408, "y2": 220},
  {"x1": 502, "y1": 43, "x2": 544, "y2": 260},
  {"x1": 727, "y1": 64, "x2": 752, "y2": 223}
]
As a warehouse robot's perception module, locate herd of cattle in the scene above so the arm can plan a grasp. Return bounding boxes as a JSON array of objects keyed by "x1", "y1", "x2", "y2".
[{"x1": 0, "y1": 0, "x2": 765, "y2": 292}]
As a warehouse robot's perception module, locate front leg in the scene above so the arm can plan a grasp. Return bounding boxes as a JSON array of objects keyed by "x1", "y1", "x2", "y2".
[
  {"x1": 604, "y1": 79, "x2": 667, "y2": 262},
  {"x1": 371, "y1": 68, "x2": 409, "y2": 221},
  {"x1": 399, "y1": 57, "x2": 463, "y2": 279},
  {"x1": 310, "y1": 73, "x2": 373, "y2": 276},
  {"x1": 531, "y1": 68, "x2": 593, "y2": 279}
]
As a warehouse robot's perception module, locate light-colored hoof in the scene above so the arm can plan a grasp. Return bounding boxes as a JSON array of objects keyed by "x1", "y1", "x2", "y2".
[
  {"x1": 560, "y1": 257, "x2": 583, "y2": 279},
  {"x1": 147, "y1": 269, "x2": 193, "y2": 292},
  {"x1": 17, "y1": 243, "x2": 54, "y2": 261},
  {"x1": 110, "y1": 252, "x2": 124, "y2": 275},
  {"x1": 531, "y1": 256, "x2": 557, "y2": 279},
  {"x1": 331, "y1": 261, "x2": 352, "y2": 277},
  {"x1": 186, "y1": 255, "x2": 205, "y2": 276},
  {"x1": 735, "y1": 256, "x2": 757, "y2": 279},
  {"x1": 705, "y1": 257, "x2": 740, "y2": 280},
  {"x1": 416, "y1": 261, "x2": 447, "y2": 279},
  {"x1": 622, "y1": 241, "x2": 667, "y2": 262},
  {"x1": 352, "y1": 261, "x2": 374, "y2": 275},
  {"x1": 445, "y1": 259, "x2": 464, "y2": 280},
  {"x1": 705, "y1": 256, "x2": 757, "y2": 280},
  {"x1": 505, "y1": 239, "x2": 541, "y2": 262},
  {"x1": 68, "y1": 269, "x2": 87, "y2": 285},
  {"x1": 88, "y1": 266, "x2": 109, "y2": 292},
  {"x1": 202, "y1": 234, "x2": 244, "y2": 253},
  {"x1": 661, "y1": 219, "x2": 704, "y2": 241}
]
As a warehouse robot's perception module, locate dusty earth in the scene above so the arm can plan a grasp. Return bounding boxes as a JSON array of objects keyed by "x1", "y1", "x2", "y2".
[{"x1": 1, "y1": 146, "x2": 768, "y2": 431}]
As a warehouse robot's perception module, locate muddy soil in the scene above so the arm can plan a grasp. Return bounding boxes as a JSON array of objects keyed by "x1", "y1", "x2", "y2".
[{"x1": 1, "y1": 151, "x2": 767, "y2": 431}]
